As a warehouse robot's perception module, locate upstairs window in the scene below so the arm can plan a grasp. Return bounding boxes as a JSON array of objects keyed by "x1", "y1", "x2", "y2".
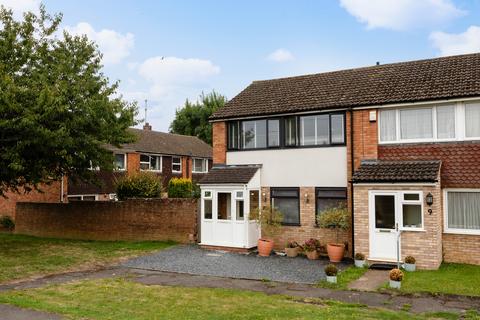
[
  {"x1": 465, "y1": 103, "x2": 480, "y2": 138},
  {"x1": 172, "y1": 157, "x2": 182, "y2": 173},
  {"x1": 114, "y1": 154, "x2": 126, "y2": 170},
  {"x1": 242, "y1": 120, "x2": 267, "y2": 149},
  {"x1": 140, "y1": 154, "x2": 162, "y2": 171},
  {"x1": 228, "y1": 122, "x2": 240, "y2": 149},
  {"x1": 284, "y1": 116, "x2": 297, "y2": 146},
  {"x1": 268, "y1": 119, "x2": 280, "y2": 147},
  {"x1": 193, "y1": 158, "x2": 208, "y2": 173}
]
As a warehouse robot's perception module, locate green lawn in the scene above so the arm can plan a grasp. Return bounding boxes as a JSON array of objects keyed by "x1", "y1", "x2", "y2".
[
  {"x1": 317, "y1": 265, "x2": 368, "y2": 289},
  {"x1": 0, "y1": 233, "x2": 175, "y2": 283},
  {"x1": 0, "y1": 278, "x2": 469, "y2": 320},
  {"x1": 399, "y1": 263, "x2": 480, "y2": 297}
]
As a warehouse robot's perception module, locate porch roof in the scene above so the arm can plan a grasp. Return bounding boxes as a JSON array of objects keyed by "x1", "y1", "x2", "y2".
[
  {"x1": 352, "y1": 160, "x2": 441, "y2": 183},
  {"x1": 198, "y1": 165, "x2": 261, "y2": 185}
]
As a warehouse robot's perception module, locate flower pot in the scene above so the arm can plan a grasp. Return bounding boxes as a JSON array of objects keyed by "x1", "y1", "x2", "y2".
[
  {"x1": 354, "y1": 259, "x2": 365, "y2": 268},
  {"x1": 326, "y1": 243, "x2": 345, "y2": 262},
  {"x1": 258, "y1": 238, "x2": 274, "y2": 257},
  {"x1": 326, "y1": 275, "x2": 337, "y2": 283},
  {"x1": 389, "y1": 280, "x2": 401, "y2": 289},
  {"x1": 305, "y1": 250, "x2": 320, "y2": 260},
  {"x1": 403, "y1": 263, "x2": 416, "y2": 272},
  {"x1": 285, "y1": 247, "x2": 298, "y2": 258}
]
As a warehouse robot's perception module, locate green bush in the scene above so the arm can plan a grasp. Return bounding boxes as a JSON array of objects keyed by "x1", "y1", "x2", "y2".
[
  {"x1": 115, "y1": 172, "x2": 162, "y2": 200},
  {"x1": 0, "y1": 215, "x2": 15, "y2": 230},
  {"x1": 167, "y1": 178, "x2": 196, "y2": 198}
]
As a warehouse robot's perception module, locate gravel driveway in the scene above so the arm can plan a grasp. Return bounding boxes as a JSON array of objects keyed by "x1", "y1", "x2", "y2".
[{"x1": 123, "y1": 245, "x2": 349, "y2": 284}]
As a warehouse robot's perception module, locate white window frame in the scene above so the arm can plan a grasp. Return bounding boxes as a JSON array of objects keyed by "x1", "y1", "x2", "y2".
[
  {"x1": 114, "y1": 153, "x2": 127, "y2": 171},
  {"x1": 192, "y1": 158, "x2": 208, "y2": 173},
  {"x1": 67, "y1": 194, "x2": 99, "y2": 201},
  {"x1": 172, "y1": 156, "x2": 182, "y2": 173},
  {"x1": 378, "y1": 103, "x2": 461, "y2": 144},
  {"x1": 140, "y1": 153, "x2": 162, "y2": 172},
  {"x1": 443, "y1": 188, "x2": 480, "y2": 235},
  {"x1": 463, "y1": 102, "x2": 480, "y2": 140},
  {"x1": 399, "y1": 191, "x2": 424, "y2": 231}
]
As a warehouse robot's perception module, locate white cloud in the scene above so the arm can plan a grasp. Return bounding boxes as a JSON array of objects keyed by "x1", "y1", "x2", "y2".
[
  {"x1": 339, "y1": 0, "x2": 465, "y2": 31},
  {"x1": 430, "y1": 26, "x2": 480, "y2": 56},
  {"x1": 64, "y1": 22, "x2": 134, "y2": 65},
  {"x1": 0, "y1": 0, "x2": 39, "y2": 18},
  {"x1": 267, "y1": 48, "x2": 295, "y2": 62}
]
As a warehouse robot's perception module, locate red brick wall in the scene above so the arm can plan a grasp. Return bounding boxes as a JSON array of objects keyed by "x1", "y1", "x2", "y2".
[
  {"x1": 127, "y1": 153, "x2": 140, "y2": 173},
  {"x1": 443, "y1": 234, "x2": 480, "y2": 265},
  {"x1": 212, "y1": 122, "x2": 226, "y2": 164},
  {"x1": 379, "y1": 142, "x2": 480, "y2": 188},
  {"x1": 352, "y1": 109, "x2": 378, "y2": 169},
  {"x1": 15, "y1": 198, "x2": 198, "y2": 243}
]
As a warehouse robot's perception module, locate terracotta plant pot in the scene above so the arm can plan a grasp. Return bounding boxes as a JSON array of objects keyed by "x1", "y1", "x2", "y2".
[
  {"x1": 327, "y1": 243, "x2": 345, "y2": 262},
  {"x1": 306, "y1": 250, "x2": 320, "y2": 260},
  {"x1": 285, "y1": 247, "x2": 299, "y2": 258},
  {"x1": 258, "y1": 238, "x2": 274, "y2": 257}
]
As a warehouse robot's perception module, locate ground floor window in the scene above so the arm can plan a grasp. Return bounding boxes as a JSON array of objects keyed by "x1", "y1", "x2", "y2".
[
  {"x1": 68, "y1": 195, "x2": 98, "y2": 201},
  {"x1": 315, "y1": 187, "x2": 347, "y2": 224},
  {"x1": 271, "y1": 188, "x2": 300, "y2": 225},
  {"x1": 445, "y1": 190, "x2": 480, "y2": 234}
]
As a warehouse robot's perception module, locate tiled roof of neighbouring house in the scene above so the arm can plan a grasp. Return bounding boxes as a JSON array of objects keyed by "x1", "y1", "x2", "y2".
[
  {"x1": 211, "y1": 53, "x2": 480, "y2": 120},
  {"x1": 198, "y1": 165, "x2": 261, "y2": 185},
  {"x1": 352, "y1": 160, "x2": 441, "y2": 183},
  {"x1": 115, "y1": 128, "x2": 212, "y2": 158},
  {"x1": 68, "y1": 171, "x2": 126, "y2": 195}
]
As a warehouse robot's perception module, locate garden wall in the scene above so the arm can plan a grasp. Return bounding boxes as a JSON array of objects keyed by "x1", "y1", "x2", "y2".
[{"x1": 15, "y1": 198, "x2": 198, "y2": 243}]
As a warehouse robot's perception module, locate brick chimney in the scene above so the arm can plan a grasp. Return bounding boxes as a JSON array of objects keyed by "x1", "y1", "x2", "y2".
[{"x1": 143, "y1": 122, "x2": 152, "y2": 131}]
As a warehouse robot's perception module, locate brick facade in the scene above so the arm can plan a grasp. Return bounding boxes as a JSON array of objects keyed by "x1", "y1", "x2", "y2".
[
  {"x1": 15, "y1": 198, "x2": 198, "y2": 243},
  {"x1": 443, "y1": 234, "x2": 480, "y2": 265},
  {"x1": 212, "y1": 122, "x2": 227, "y2": 164},
  {"x1": 352, "y1": 109, "x2": 378, "y2": 169}
]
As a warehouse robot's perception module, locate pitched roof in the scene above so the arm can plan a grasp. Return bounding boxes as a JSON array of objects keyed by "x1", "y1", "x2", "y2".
[
  {"x1": 199, "y1": 165, "x2": 260, "y2": 185},
  {"x1": 352, "y1": 160, "x2": 441, "y2": 183},
  {"x1": 114, "y1": 128, "x2": 212, "y2": 158},
  {"x1": 211, "y1": 53, "x2": 480, "y2": 120}
]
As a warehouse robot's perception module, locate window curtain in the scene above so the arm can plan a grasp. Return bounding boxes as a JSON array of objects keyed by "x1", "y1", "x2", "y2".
[
  {"x1": 447, "y1": 192, "x2": 480, "y2": 230},
  {"x1": 437, "y1": 105, "x2": 456, "y2": 139},
  {"x1": 400, "y1": 108, "x2": 433, "y2": 139},
  {"x1": 379, "y1": 110, "x2": 396, "y2": 141},
  {"x1": 331, "y1": 114, "x2": 344, "y2": 143},
  {"x1": 465, "y1": 103, "x2": 480, "y2": 138}
]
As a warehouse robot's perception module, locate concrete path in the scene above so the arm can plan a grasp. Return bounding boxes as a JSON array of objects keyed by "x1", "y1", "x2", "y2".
[
  {"x1": 0, "y1": 304, "x2": 63, "y2": 320},
  {"x1": 348, "y1": 269, "x2": 389, "y2": 291},
  {"x1": 123, "y1": 245, "x2": 349, "y2": 284}
]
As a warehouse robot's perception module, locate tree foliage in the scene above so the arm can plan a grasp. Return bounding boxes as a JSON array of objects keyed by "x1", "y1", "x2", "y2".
[
  {"x1": 169, "y1": 91, "x2": 227, "y2": 145},
  {"x1": 0, "y1": 5, "x2": 137, "y2": 195}
]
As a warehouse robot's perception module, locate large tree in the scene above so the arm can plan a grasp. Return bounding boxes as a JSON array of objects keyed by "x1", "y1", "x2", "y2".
[
  {"x1": 169, "y1": 91, "x2": 227, "y2": 145},
  {"x1": 0, "y1": 6, "x2": 137, "y2": 196}
]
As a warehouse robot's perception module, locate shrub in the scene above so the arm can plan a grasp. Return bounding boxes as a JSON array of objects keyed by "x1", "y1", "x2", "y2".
[
  {"x1": 303, "y1": 238, "x2": 321, "y2": 252},
  {"x1": 317, "y1": 205, "x2": 350, "y2": 244},
  {"x1": 389, "y1": 268, "x2": 404, "y2": 281},
  {"x1": 286, "y1": 241, "x2": 299, "y2": 248},
  {"x1": 0, "y1": 215, "x2": 15, "y2": 230},
  {"x1": 167, "y1": 178, "x2": 195, "y2": 198},
  {"x1": 115, "y1": 172, "x2": 162, "y2": 200},
  {"x1": 355, "y1": 252, "x2": 365, "y2": 260},
  {"x1": 249, "y1": 206, "x2": 283, "y2": 239},
  {"x1": 404, "y1": 256, "x2": 416, "y2": 264},
  {"x1": 325, "y1": 264, "x2": 338, "y2": 276}
]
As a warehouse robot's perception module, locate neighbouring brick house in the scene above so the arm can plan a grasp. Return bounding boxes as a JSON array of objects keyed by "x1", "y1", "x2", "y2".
[
  {"x1": 68, "y1": 124, "x2": 213, "y2": 200},
  {"x1": 198, "y1": 53, "x2": 480, "y2": 269}
]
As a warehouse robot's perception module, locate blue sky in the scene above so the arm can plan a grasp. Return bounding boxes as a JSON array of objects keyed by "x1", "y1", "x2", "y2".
[{"x1": 3, "y1": 0, "x2": 480, "y2": 131}]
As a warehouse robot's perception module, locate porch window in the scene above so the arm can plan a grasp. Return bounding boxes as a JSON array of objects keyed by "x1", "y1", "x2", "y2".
[
  {"x1": 401, "y1": 192, "x2": 423, "y2": 230},
  {"x1": 114, "y1": 154, "x2": 126, "y2": 170},
  {"x1": 203, "y1": 190, "x2": 212, "y2": 219},
  {"x1": 271, "y1": 188, "x2": 300, "y2": 225},
  {"x1": 249, "y1": 190, "x2": 260, "y2": 220},
  {"x1": 140, "y1": 154, "x2": 162, "y2": 171},
  {"x1": 315, "y1": 188, "x2": 347, "y2": 225},
  {"x1": 193, "y1": 158, "x2": 208, "y2": 173},
  {"x1": 242, "y1": 120, "x2": 267, "y2": 149},
  {"x1": 172, "y1": 157, "x2": 182, "y2": 173},
  {"x1": 445, "y1": 190, "x2": 480, "y2": 234},
  {"x1": 217, "y1": 192, "x2": 231, "y2": 220}
]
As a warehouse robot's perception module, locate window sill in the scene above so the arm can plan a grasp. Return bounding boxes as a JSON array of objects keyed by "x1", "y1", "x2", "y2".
[
  {"x1": 400, "y1": 228, "x2": 425, "y2": 232},
  {"x1": 444, "y1": 229, "x2": 480, "y2": 236}
]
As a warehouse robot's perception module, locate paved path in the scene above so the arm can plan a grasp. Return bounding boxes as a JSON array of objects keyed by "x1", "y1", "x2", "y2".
[
  {"x1": 123, "y1": 245, "x2": 348, "y2": 284},
  {"x1": 348, "y1": 269, "x2": 389, "y2": 291},
  {"x1": 0, "y1": 304, "x2": 63, "y2": 320}
]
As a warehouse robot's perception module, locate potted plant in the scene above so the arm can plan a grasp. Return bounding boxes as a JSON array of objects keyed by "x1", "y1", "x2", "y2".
[
  {"x1": 317, "y1": 205, "x2": 350, "y2": 262},
  {"x1": 389, "y1": 268, "x2": 404, "y2": 289},
  {"x1": 303, "y1": 238, "x2": 321, "y2": 260},
  {"x1": 325, "y1": 264, "x2": 338, "y2": 283},
  {"x1": 250, "y1": 206, "x2": 283, "y2": 257},
  {"x1": 285, "y1": 241, "x2": 300, "y2": 258},
  {"x1": 354, "y1": 252, "x2": 366, "y2": 268},
  {"x1": 403, "y1": 256, "x2": 416, "y2": 272}
]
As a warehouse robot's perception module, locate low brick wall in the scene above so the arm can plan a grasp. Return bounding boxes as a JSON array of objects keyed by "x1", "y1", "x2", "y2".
[
  {"x1": 15, "y1": 198, "x2": 198, "y2": 243},
  {"x1": 443, "y1": 233, "x2": 480, "y2": 265}
]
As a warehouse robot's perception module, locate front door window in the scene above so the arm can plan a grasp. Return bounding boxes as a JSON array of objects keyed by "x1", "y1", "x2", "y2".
[
  {"x1": 374, "y1": 195, "x2": 395, "y2": 229},
  {"x1": 217, "y1": 192, "x2": 231, "y2": 220}
]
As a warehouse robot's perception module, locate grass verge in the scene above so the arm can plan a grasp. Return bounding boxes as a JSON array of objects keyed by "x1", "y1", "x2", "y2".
[{"x1": 317, "y1": 265, "x2": 368, "y2": 289}]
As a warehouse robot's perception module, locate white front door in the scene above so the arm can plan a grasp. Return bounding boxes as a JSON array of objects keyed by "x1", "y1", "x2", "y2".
[{"x1": 369, "y1": 192, "x2": 399, "y2": 261}]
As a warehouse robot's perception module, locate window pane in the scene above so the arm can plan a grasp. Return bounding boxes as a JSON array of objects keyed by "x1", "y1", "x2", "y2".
[
  {"x1": 465, "y1": 103, "x2": 480, "y2": 138},
  {"x1": 204, "y1": 199, "x2": 212, "y2": 219},
  {"x1": 271, "y1": 189, "x2": 298, "y2": 197},
  {"x1": 150, "y1": 156, "x2": 160, "y2": 170},
  {"x1": 228, "y1": 122, "x2": 239, "y2": 149},
  {"x1": 316, "y1": 198, "x2": 347, "y2": 216},
  {"x1": 256, "y1": 120, "x2": 267, "y2": 148},
  {"x1": 268, "y1": 119, "x2": 280, "y2": 147},
  {"x1": 242, "y1": 121, "x2": 255, "y2": 149},
  {"x1": 437, "y1": 105, "x2": 455, "y2": 139},
  {"x1": 316, "y1": 115, "x2": 329, "y2": 145},
  {"x1": 236, "y1": 200, "x2": 244, "y2": 220},
  {"x1": 404, "y1": 193, "x2": 419, "y2": 201},
  {"x1": 375, "y1": 195, "x2": 395, "y2": 229},
  {"x1": 217, "y1": 193, "x2": 231, "y2": 220},
  {"x1": 300, "y1": 116, "x2": 316, "y2": 146},
  {"x1": 400, "y1": 108, "x2": 433, "y2": 139},
  {"x1": 140, "y1": 154, "x2": 149, "y2": 163},
  {"x1": 140, "y1": 163, "x2": 150, "y2": 170},
  {"x1": 249, "y1": 190, "x2": 259, "y2": 220},
  {"x1": 447, "y1": 192, "x2": 480, "y2": 230},
  {"x1": 115, "y1": 154, "x2": 125, "y2": 169},
  {"x1": 403, "y1": 204, "x2": 422, "y2": 228},
  {"x1": 194, "y1": 159, "x2": 203, "y2": 172},
  {"x1": 317, "y1": 189, "x2": 347, "y2": 198},
  {"x1": 284, "y1": 117, "x2": 297, "y2": 146},
  {"x1": 331, "y1": 114, "x2": 345, "y2": 143},
  {"x1": 273, "y1": 197, "x2": 299, "y2": 225},
  {"x1": 242, "y1": 120, "x2": 266, "y2": 149},
  {"x1": 172, "y1": 157, "x2": 181, "y2": 172},
  {"x1": 380, "y1": 110, "x2": 396, "y2": 141}
]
